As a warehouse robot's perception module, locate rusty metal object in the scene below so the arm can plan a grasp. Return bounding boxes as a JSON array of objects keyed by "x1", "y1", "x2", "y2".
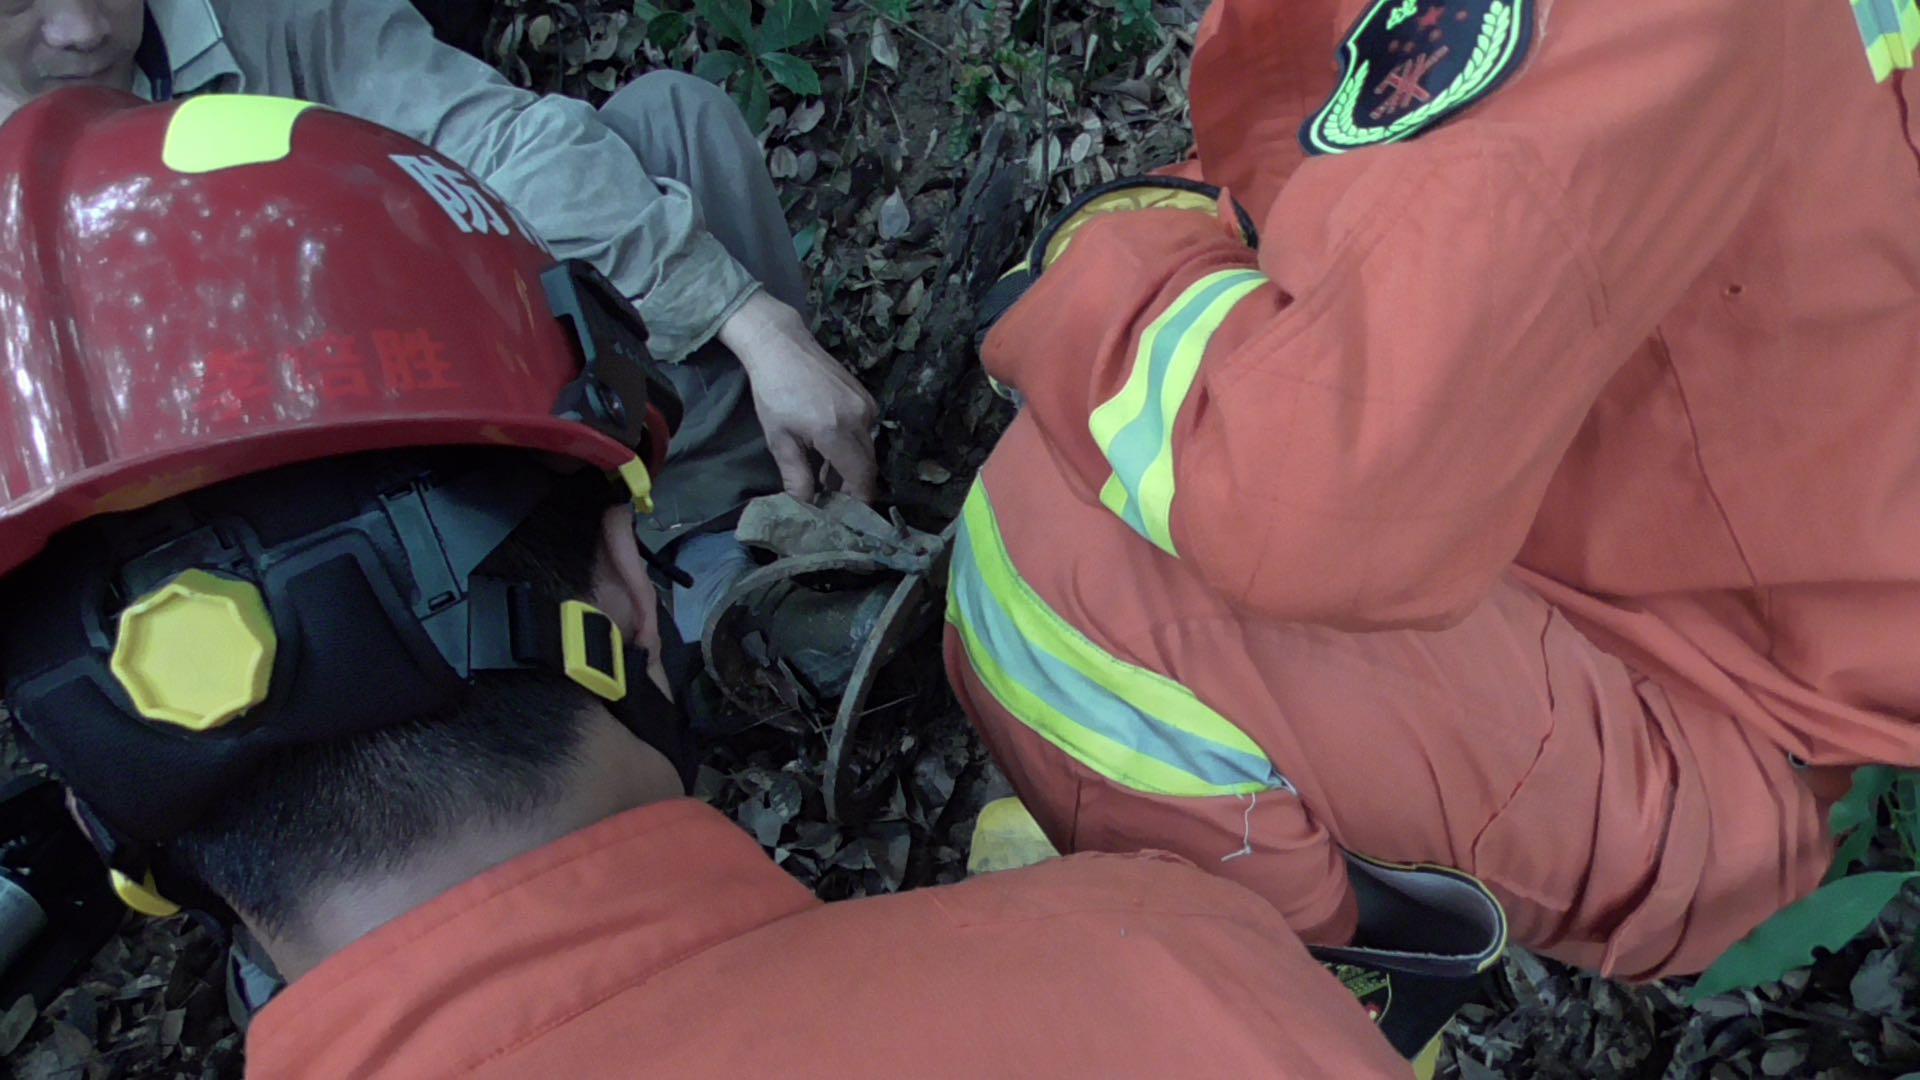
[{"x1": 702, "y1": 496, "x2": 953, "y2": 820}]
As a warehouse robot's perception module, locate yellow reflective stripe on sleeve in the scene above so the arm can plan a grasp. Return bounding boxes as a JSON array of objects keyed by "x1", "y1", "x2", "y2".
[
  {"x1": 1097, "y1": 472, "x2": 1130, "y2": 521},
  {"x1": 1043, "y1": 186, "x2": 1223, "y2": 266},
  {"x1": 162, "y1": 96, "x2": 318, "y2": 175},
  {"x1": 947, "y1": 480, "x2": 1291, "y2": 799},
  {"x1": 1087, "y1": 269, "x2": 1268, "y2": 555},
  {"x1": 1853, "y1": 0, "x2": 1920, "y2": 81}
]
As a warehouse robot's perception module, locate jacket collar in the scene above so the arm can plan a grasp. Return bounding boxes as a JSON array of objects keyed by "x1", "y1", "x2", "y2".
[
  {"x1": 245, "y1": 799, "x2": 816, "y2": 1077},
  {"x1": 136, "y1": 0, "x2": 241, "y2": 98}
]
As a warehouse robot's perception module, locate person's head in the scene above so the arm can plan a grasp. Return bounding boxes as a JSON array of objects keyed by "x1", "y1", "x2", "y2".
[
  {"x1": 0, "y1": 92, "x2": 690, "y2": 977},
  {"x1": 0, "y1": 0, "x2": 142, "y2": 109},
  {"x1": 22, "y1": 448, "x2": 689, "y2": 977}
]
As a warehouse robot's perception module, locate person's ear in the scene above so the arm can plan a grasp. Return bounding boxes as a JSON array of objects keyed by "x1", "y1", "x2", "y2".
[{"x1": 592, "y1": 504, "x2": 660, "y2": 648}]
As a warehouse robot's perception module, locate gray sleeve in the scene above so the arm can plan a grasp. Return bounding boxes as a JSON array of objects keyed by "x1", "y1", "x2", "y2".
[{"x1": 276, "y1": 0, "x2": 757, "y2": 360}]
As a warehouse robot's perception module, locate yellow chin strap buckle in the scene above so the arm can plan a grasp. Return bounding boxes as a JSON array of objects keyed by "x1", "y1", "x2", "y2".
[
  {"x1": 111, "y1": 869, "x2": 182, "y2": 918},
  {"x1": 616, "y1": 457, "x2": 655, "y2": 515},
  {"x1": 560, "y1": 600, "x2": 627, "y2": 701}
]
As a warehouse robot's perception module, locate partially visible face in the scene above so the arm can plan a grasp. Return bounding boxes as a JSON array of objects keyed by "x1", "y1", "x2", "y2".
[{"x1": 0, "y1": 0, "x2": 143, "y2": 115}]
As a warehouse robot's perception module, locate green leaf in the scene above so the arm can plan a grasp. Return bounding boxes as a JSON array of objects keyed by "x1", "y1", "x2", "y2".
[
  {"x1": 647, "y1": 11, "x2": 691, "y2": 48},
  {"x1": 760, "y1": 52, "x2": 822, "y2": 96},
  {"x1": 737, "y1": 63, "x2": 772, "y2": 134},
  {"x1": 1828, "y1": 765, "x2": 1896, "y2": 880},
  {"x1": 693, "y1": 48, "x2": 748, "y2": 84},
  {"x1": 1687, "y1": 871, "x2": 1919, "y2": 1002},
  {"x1": 792, "y1": 219, "x2": 826, "y2": 262},
  {"x1": 1832, "y1": 766, "x2": 1895, "y2": 837},
  {"x1": 1893, "y1": 773, "x2": 1920, "y2": 864},
  {"x1": 760, "y1": 0, "x2": 831, "y2": 52},
  {"x1": 867, "y1": 0, "x2": 915, "y2": 22},
  {"x1": 692, "y1": 0, "x2": 755, "y2": 47}
]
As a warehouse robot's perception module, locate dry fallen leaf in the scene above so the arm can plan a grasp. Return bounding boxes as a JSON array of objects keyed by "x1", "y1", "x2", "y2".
[
  {"x1": 1027, "y1": 136, "x2": 1063, "y2": 184},
  {"x1": 871, "y1": 20, "x2": 901, "y2": 70},
  {"x1": 790, "y1": 99, "x2": 827, "y2": 134},
  {"x1": 878, "y1": 189, "x2": 910, "y2": 241},
  {"x1": 896, "y1": 277, "x2": 927, "y2": 317},
  {"x1": 0, "y1": 996, "x2": 37, "y2": 1057}
]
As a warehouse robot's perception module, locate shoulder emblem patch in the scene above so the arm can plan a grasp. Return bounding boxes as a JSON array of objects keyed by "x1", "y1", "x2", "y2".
[{"x1": 1301, "y1": 0, "x2": 1535, "y2": 156}]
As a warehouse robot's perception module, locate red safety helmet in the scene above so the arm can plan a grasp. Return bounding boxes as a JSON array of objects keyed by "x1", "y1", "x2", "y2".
[
  {"x1": 0, "y1": 90, "x2": 690, "y2": 919},
  {"x1": 0, "y1": 88, "x2": 674, "y2": 580}
]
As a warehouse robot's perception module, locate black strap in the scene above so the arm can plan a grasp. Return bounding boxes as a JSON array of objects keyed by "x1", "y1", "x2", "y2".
[
  {"x1": 542, "y1": 260, "x2": 680, "y2": 448},
  {"x1": 973, "y1": 267, "x2": 1035, "y2": 350},
  {"x1": 137, "y1": 4, "x2": 173, "y2": 101},
  {"x1": 468, "y1": 579, "x2": 699, "y2": 791},
  {"x1": 72, "y1": 796, "x2": 240, "y2": 931},
  {"x1": 605, "y1": 644, "x2": 699, "y2": 793},
  {"x1": 462, "y1": 579, "x2": 557, "y2": 674},
  {"x1": 507, "y1": 585, "x2": 567, "y2": 669},
  {"x1": 465, "y1": 579, "x2": 621, "y2": 688}
]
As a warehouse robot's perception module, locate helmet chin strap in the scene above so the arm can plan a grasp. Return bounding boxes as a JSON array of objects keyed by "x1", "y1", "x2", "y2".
[
  {"x1": 64, "y1": 795, "x2": 237, "y2": 929},
  {"x1": 601, "y1": 591, "x2": 705, "y2": 794},
  {"x1": 606, "y1": 642, "x2": 700, "y2": 794}
]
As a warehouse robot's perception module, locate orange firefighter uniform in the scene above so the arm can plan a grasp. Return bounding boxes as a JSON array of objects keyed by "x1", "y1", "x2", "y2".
[
  {"x1": 948, "y1": 0, "x2": 1920, "y2": 981},
  {"x1": 243, "y1": 799, "x2": 1408, "y2": 1078}
]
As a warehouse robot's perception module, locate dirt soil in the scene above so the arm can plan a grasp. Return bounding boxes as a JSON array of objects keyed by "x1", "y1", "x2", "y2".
[{"x1": 6, "y1": 0, "x2": 1920, "y2": 1076}]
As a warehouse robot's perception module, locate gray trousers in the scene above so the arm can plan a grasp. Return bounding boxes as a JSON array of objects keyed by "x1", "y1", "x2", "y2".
[
  {"x1": 596, "y1": 71, "x2": 801, "y2": 554},
  {"x1": 598, "y1": 73, "x2": 802, "y2": 635}
]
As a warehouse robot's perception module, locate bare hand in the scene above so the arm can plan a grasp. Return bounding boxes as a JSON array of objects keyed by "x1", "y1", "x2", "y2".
[{"x1": 718, "y1": 291, "x2": 880, "y2": 503}]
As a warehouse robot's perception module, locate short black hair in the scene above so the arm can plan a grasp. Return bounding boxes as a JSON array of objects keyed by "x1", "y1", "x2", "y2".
[{"x1": 169, "y1": 450, "x2": 623, "y2": 935}]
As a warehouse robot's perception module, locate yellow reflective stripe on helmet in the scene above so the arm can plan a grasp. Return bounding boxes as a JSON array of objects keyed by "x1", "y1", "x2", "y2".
[
  {"x1": 162, "y1": 96, "x2": 319, "y2": 175},
  {"x1": 1853, "y1": 0, "x2": 1920, "y2": 81},
  {"x1": 947, "y1": 480, "x2": 1289, "y2": 798},
  {"x1": 1087, "y1": 269, "x2": 1267, "y2": 555}
]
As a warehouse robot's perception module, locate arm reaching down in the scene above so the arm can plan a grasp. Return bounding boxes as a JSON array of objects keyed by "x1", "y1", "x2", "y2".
[
  {"x1": 719, "y1": 293, "x2": 881, "y2": 503},
  {"x1": 263, "y1": 0, "x2": 881, "y2": 500}
]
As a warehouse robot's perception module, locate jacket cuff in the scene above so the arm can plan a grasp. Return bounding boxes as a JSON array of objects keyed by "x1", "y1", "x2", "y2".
[{"x1": 635, "y1": 231, "x2": 762, "y2": 362}]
